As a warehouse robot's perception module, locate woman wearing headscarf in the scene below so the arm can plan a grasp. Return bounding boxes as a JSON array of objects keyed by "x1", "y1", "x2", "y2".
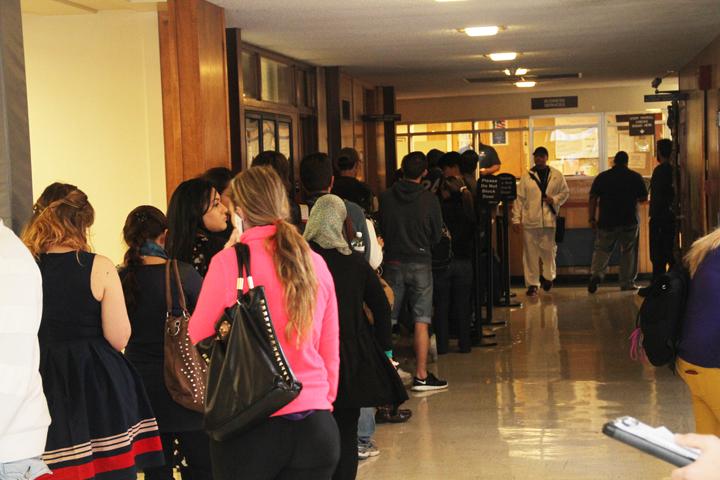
[{"x1": 304, "y1": 195, "x2": 407, "y2": 480}]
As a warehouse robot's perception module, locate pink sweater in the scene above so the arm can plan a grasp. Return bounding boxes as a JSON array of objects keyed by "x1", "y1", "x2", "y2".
[{"x1": 189, "y1": 225, "x2": 339, "y2": 415}]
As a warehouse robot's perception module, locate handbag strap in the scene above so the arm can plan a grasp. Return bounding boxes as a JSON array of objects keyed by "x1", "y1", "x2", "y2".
[
  {"x1": 528, "y1": 170, "x2": 557, "y2": 216},
  {"x1": 234, "y1": 243, "x2": 254, "y2": 293},
  {"x1": 165, "y1": 260, "x2": 188, "y2": 316}
]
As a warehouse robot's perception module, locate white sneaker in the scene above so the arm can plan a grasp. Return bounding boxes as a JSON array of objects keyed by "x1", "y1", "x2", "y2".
[{"x1": 358, "y1": 440, "x2": 380, "y2": 458}]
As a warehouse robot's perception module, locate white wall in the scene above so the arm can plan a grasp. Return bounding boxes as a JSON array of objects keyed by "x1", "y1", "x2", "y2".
[{"x1": 23, "y1": 11, "x2": 166, "y2": 264}]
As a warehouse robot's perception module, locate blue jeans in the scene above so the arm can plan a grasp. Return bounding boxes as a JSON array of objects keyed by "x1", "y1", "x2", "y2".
[
  {"x1": 0, "y1": 457, "x2": 50, "y2": 480},
  {"x1": 383, "y1": 262, "x2": 433, "y2": 324},
  {"x1": 357, "y1": 407, "x2": 376, "y2": 445}
]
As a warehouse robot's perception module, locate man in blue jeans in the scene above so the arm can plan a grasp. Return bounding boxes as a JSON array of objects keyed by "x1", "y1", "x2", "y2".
[{"x1": 379, "y1": 151, "x2": 447, "y2": 391}]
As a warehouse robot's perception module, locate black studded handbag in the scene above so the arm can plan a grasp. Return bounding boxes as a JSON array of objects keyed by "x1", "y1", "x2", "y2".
[{"x1": 203, "y1": 243, "x2": 302, "y2": 441}]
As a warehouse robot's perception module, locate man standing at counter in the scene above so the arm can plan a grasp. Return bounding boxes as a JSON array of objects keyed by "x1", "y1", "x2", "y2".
[
  {"x1": 512, "y1": 147, "x2": 570, "y2": 296},
  {"x1": 587, "y1": 151, "x2": 649, "y2": 293},
  {"x1": 477, "y1": 140, "x2": 502, "y2": 177}
]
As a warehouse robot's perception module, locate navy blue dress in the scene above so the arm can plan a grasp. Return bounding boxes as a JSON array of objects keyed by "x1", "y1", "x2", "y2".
[{"x1": 38, "y1": 252, "x2": 164, "y2": 480}]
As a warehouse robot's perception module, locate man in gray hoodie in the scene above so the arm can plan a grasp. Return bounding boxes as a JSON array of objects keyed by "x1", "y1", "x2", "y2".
[{"x1": 379, "y1": 151, "x2": 446, "y2": 391}]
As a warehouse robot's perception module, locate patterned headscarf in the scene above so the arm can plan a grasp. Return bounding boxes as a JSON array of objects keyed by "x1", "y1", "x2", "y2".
[{"x1": 303, "y1": 194, "x2": 351, "y2": 255}]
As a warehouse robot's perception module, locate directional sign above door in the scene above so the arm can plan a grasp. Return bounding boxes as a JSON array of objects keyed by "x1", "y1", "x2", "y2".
[{"x1": 628, "y1": 114, "x2": 656, "y2": 136}]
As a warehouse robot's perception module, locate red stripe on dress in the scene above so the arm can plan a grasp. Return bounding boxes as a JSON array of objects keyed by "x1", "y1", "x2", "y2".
[{"x1": 38, "y1": 436, "x2": 163, "y2": 480}]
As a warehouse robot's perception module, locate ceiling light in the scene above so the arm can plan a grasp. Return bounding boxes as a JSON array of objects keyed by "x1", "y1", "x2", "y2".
[
  {"x1": 488, "y1": 52, "x2": 518, "y2": 62},
  {"x1": 514, "y1": 68, "x2": 528, "y2": 75},
  {"x1": 503, "y1": 69, "x2": 512, "y2": 76},
  {"x1": 645, "y1": 108, "x2": 662, "y2": 113},
  {"x1": 515, "y1": 81, "x2": 536, "y2": 88},
  {"x1": 463, "y1": 26, "x2": 500, "y2": 37}
]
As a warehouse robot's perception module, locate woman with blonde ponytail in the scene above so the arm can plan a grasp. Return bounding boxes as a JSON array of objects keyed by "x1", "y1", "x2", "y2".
[
  {"x1": 189, "y1": 166, "x2": 341, "y2": 480},
  {"x1": 677, "y1": 227, "x2": 720, "y2": 435}
]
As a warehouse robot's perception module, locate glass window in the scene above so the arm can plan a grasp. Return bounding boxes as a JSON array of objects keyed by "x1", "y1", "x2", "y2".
[
  {"x1": 263, "y1": 120, "x2": 276, "y2": 152},
  {"x1": 260, "y1": 57, "x2": 293, "y2": 104},
  {"x1": 475, "y1": 119, "x2": 529, "y2": 130},
  {"x1": 606, "y1": 112, "x2": 666, "y2": 177},
  {"x1": 278, "y1": 122, "x2": 291, "y2": 159},
  {"x1": 396, "y1": 124, "x2": 408, "y2": 134},
  {"x1": 396, "y1": 136, "x2": 409, "y2": 167},
  {"x1": 533, "y1": 127, "x2": 600, "y2": 176},
  {"x1": 476, "y1": 129, "x2": 529, "y2": 178},
  {"x1": 246, "y1": 118, "x2": 260, "y2": 161},
  {"x1": 296, "y1": 69, "x2": 307, "y2": 108},
  {"x1": 241, "y1": 51, "x2": 258, "y2": 100},
  {"x1": 532, "y1": 115, "x2": 599, "y2": 128}
]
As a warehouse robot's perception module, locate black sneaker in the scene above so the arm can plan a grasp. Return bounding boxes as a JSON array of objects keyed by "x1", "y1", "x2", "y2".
[
  {"x1": 411, "y1": 372, "x2": 448, "y2": 392},
  {"x1": 540, "y1": 277, "x2": 553, "y2": 292},
  {"x1": 638, "y1": 285, "x2": 652, "y2": 298},
  {"x1": 588, "y1": 276, "x2": 600, "y2": 294},
  {"x1": 526, "y1": 285, "x2": 539, "y2": 297}
]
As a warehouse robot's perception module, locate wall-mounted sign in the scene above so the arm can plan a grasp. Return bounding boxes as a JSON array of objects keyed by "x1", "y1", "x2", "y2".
[
  {"x1": 491, "y1": 120, "x2": 507, "y2": 145},
  {"x1": 628, "y1": 114, "x2": 655, "y2": 136},
  {"x1": 531, "y1": 96, "x2": 578, "y2": 110}
]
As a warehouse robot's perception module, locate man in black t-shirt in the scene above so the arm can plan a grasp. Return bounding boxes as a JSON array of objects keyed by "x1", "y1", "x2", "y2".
[
  {"x1": 588, "y1": 151, "x2": 648, "y2": 293},
  {"x1": 331, "y1": 147, "x2": 376, "y2": 213},
  {"x1": 476, "y1": 142, "x2": 501, "y2": 177}
]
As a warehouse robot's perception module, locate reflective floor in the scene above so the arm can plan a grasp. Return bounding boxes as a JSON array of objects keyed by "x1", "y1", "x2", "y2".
[{"x1": 358, "y1": 287, "x2": 693, "y2": 480}]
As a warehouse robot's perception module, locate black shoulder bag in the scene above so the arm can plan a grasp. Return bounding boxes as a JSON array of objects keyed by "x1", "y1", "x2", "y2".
[
  {"x1": 528, "y1": 170, "x2": 566, "y2": 243},
  {"x1": 203, "y1": 243, "x2": 302, "y2": 441}
]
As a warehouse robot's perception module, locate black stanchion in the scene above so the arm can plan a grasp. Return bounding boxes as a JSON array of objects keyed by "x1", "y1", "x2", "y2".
[{"x1": 495, "y1": 200, "x2": 522, "y2": 308}]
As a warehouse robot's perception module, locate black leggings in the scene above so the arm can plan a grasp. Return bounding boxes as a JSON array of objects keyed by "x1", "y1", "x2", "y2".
[
  {"x1": 144, "y1": 430, "x2": 212, "y2": 480},
  {"x1": 210, "y1": 410, "x2": 340, "y2": 480},
  {"x1": 332, "y1": 408, "x2": 360, "y2": 480}
]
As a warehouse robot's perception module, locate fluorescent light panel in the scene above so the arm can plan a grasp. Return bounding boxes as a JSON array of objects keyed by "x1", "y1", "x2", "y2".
[
  {"x1": 464, "y1": 26, "x2": 500, "y2": 37},
  {"x1": 489, "y1": 52, "x2": 518, "y2": 61},
  {"x1": 515, "y1": 81, "x2": 536, "y2": 88}
]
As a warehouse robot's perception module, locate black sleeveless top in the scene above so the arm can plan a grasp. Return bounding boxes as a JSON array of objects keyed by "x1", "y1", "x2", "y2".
[{"x1": 38, "y1": 251, "x2": 103, "y2": 345}]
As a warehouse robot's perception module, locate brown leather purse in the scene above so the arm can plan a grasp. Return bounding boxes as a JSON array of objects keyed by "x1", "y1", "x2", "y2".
[{"x1": 164, "y1": 260, "x2": 207, "y2": 412}]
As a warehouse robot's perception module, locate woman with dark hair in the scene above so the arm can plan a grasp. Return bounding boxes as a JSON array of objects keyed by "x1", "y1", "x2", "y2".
[
  {"x1": 119, "y1": 206, "x2": 211, "y2": 480},
  {"x1": 166, "y1": 178, "x2": 229, "y2": 277},
  {"x1": 304, "y1": 194, "x2": 407, "y2": 480},
  {"x1": 202, "y1": 167, "x2": 235, "y2": 242},
  {"x1": 22, "y1": 184, "x2": 164, "y2": 479},
  {"x1": 252, "y1": 150, "x2": 302, "y2": 227}
]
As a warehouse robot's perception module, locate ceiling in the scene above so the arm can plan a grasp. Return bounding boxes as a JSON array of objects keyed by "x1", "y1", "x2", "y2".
[{"x1": 216, "y1": 0, "x2": 720, "y2": 99}]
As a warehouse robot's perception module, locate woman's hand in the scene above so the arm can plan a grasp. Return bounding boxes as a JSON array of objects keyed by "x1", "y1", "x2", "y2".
[
  {"x1": 672, "y1": 434, "x2": 720, "y2": 480},
  {"x1": 224, "y1": 228, "x2": 240, "y2": 249}
]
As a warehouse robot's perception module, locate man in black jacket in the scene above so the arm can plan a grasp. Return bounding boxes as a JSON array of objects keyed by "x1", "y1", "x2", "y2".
[{"x1": 379, "y1": 151, "x2": 446, "y2": 391}]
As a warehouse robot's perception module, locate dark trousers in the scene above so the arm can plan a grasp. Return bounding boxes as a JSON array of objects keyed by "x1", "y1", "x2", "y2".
[
  {"x1": 650, "y1": 218, "x2": 676, "y2": 280},
  {"x1": 332, "y1": 408, "x2": 360, "y2": 480},
  {"x1": 144, "y1": 430, "x2": 212, "y2": 480},
  {"x1": 433, "y1": 258, "x2": 474, "y2": 353},
  {"x1": 209, "y1": 410, "x2": 340, "y2": 480}
]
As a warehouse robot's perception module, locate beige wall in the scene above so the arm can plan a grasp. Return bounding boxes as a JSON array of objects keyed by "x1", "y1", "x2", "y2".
[
  {"x1": 397, "y1": 84, "x2": 665, "y2": 123},
  {"x1": 23, "y1": 11, "x2": 166, "y2": 264}
]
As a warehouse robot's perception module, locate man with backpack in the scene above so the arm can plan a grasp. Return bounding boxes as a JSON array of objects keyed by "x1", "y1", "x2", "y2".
[{"x1": 512, "y1": 147, "x2": 570, "y2": 297}]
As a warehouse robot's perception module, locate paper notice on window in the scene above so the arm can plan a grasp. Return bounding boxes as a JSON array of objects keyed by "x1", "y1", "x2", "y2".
[{"x1": 629, "y1": 152, "x2": 646, "y2": 169}]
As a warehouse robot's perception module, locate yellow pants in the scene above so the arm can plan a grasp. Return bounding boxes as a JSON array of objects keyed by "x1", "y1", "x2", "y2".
[{"x1": 677, "y1": 357, "x2": 720, "y2": 436}]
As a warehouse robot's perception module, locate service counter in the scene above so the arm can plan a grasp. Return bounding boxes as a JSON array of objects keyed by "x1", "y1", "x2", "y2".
[{"x1": 506, "y1": 175, "x2": 651, "y2": 279}]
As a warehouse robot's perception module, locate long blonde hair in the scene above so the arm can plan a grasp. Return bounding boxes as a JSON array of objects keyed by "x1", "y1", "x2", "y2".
[
  {"x1": 230, "y1": 166, "x2": 318, "y2": 344},
  {"x1": 22, "y1": 186, "x2": 94, "y2": 257},
  {"x1": 685, "y1": 228, "x2": 720, "y2": 278}
]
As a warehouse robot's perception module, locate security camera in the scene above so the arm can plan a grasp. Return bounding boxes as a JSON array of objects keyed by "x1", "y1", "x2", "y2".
[{"x1": 651, "y1": 77, "x2": 662, "y2": 90}]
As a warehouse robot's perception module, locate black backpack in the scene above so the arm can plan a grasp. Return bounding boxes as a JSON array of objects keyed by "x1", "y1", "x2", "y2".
[{"x1": 632, "y1": 267, "x2": 690, "y2": 368}]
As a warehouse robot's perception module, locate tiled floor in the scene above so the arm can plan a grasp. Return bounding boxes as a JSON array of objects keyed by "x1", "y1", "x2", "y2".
[{"x1": 357, "y1": 287, "x2": 693, "y2": 480}]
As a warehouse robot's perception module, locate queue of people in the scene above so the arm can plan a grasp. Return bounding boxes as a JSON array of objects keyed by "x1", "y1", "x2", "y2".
[{"x1": 3, "y1": 137, "x2": 720, "y2": 480}]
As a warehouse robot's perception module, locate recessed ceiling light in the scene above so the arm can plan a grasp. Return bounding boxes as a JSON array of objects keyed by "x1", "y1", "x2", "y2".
[
  {"x1": 488, "y1": 52, "x2": 518, "y2": 62},
  {"x1": 463, "y1": 26, "x2": 500, "y2": 37},
  {"x1": 514, "y1": 68, "x2": 528, "y2": 75},
  {"x1": 515, "y1": 81, "x2": 536, "y2": 88},
  {"x1": 503, "y1": 69, "x2": 512, "y2": 76},
  {"x1": 645, "y1": 108, "x2": 662, "y2": 113}
]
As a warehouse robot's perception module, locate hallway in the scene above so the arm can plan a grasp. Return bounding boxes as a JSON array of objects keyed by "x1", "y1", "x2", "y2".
[{"x1": 359, "y1": 287, "x2": 693, "y2": 479}]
